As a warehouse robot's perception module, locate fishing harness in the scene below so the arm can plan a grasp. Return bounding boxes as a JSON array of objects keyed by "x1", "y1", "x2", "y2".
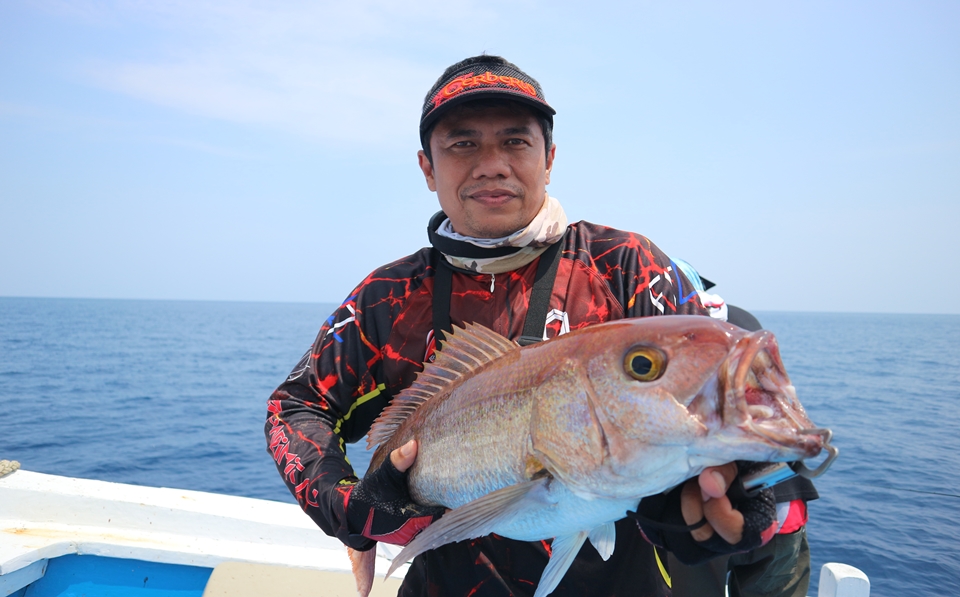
[{"x1": 428, "y1": 211, "x2": 566, "y2": 348}]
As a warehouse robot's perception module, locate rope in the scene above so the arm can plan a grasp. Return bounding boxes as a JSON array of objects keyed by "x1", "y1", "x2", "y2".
[{"x1": 0, "y1": 460, "x2": 21, "y2": 478}]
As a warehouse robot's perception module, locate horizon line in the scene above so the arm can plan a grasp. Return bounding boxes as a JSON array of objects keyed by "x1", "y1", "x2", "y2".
[{"x1": 2, "y1": 294, "x2": 957, "y2": 317}]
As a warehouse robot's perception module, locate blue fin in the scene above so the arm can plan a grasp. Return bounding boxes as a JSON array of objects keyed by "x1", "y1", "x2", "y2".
[
  {"x1": 588, "y1": 522, "x2": 616, "y2": 561},
  {"x1": 534, "y1": 531, "x2": 589, "y2": 597}
]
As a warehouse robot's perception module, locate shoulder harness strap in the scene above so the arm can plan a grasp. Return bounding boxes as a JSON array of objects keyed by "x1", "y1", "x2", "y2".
[{"x1": 431, "y1": 230, "x2": 567, "y2": 347}]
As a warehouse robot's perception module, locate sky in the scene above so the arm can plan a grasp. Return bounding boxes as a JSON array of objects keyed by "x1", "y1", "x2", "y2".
[{"x1": 1, "y1": 1, "x2": 957, "y2": 314}]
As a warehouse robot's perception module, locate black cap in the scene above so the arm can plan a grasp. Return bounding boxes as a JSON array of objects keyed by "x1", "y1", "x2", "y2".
[{"x1": 419, "y1": 56, "x2": 555, "y2": 145}]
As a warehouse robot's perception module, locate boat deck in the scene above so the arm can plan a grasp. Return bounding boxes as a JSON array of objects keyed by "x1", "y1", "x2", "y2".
[
  {"x1": 0, "y1": 469, "x2": 868, "y2": 597},
  {"x1": 0, "y1": 469, "x2": 405, "y2": 596}
]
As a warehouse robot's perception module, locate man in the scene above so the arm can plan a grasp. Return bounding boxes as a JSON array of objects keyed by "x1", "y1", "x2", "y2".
[{"x1": 266, "y1": 55, "x2": 777, "y2": 597}]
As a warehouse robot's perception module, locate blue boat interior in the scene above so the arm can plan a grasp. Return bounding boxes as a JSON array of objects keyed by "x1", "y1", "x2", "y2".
[{"x1": 11, "y1": 555, "x2": 211, "y2": 597}]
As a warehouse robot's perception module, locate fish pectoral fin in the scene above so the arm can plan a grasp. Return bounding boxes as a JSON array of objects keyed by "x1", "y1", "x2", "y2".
[
  {"x1": 587, "y1": 522, "x2": 616, "y2": 561},
  {"x1": 534, "y1": 531, "x2": 590, "y2": 597},
  {"x1": 385, "y1": 477, "x2": 549, "y2": 579}
]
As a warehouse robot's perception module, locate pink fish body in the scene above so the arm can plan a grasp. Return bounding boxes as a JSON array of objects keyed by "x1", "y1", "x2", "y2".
[{"x1": 355, "y1": 315, "x2": 827, "y2": 597}]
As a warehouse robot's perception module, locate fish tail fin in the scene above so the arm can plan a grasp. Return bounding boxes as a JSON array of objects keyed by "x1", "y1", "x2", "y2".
[{"x1": 348, "y1": 545, "x2": 377, "y2": 597}]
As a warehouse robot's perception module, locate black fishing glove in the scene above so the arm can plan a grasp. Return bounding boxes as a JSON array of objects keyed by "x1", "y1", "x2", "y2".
[
  {"x1": 345, "y1": 455, "x2": 446, "y2": 548},
  {"x1": 630, "y1": 462, "x2": 778, "y2": 565}
]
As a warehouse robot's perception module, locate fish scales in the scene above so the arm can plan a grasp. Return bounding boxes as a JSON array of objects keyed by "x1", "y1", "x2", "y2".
[
  {"x1": 372, "y1": 322, "x2": 615, "y2": 508},
  {"x1": 382, "y1": 344, "x2": 541, "y2": 506},
  {"x1": 354, "y1": 316, "x2": 830, "y2": 597}
]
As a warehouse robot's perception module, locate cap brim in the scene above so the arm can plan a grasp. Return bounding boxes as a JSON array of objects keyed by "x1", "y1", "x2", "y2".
[{"x1": 420, "y1": 88, "x2": 556, "y2": 139}]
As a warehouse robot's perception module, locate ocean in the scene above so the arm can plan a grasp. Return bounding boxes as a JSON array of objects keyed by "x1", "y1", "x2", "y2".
[{"x1": 1, "y1": 297, "x2": 958, "y2": 596}]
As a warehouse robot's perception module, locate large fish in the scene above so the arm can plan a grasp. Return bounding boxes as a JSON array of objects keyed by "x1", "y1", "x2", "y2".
[{"x1": 352, "y1": 315, "x2": 829, "y2": 597}]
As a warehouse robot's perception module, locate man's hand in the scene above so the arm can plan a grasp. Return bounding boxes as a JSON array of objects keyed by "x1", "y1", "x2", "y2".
[
  {"x1": 681, "y1": 463, "x2": 744, "y2": 543},
  {"x1": 346, "y1": 439, "x2": 446, "y2": 547},
  {"x1": 678, "y1": 462, "x2": 778, "y2": 556}
]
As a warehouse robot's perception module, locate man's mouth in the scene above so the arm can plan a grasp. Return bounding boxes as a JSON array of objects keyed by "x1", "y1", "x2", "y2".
[
  {"x1": 471, "y1": 191, "x2": 514, "y2": 202},
  {"x1": 464, "y1": 187, "x2": 521, "y2": 206}
]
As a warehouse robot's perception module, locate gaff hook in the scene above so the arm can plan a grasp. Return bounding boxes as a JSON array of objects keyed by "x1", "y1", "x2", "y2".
[
  {"x1": 739, "y1": 427, "x2": 839, "y2": 497},
  {"x1": 790, "y1": 428, "x2": 840, "y2": 479}
]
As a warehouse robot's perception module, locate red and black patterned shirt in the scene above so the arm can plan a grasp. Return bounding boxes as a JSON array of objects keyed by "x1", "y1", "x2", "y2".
[{"x1": 266, "y1": 220, "x2": 706, "y2": 597}]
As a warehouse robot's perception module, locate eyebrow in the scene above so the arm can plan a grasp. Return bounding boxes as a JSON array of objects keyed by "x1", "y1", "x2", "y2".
[
  {"x1": 501, "y1": 126, "x2": 533, "y2": 136},
  {"x1": 443, "y1": 125, "x2": 534, "y2": 139},
  {"x1": 444, "y1": 128, "x2": 480, "y2": 139}
]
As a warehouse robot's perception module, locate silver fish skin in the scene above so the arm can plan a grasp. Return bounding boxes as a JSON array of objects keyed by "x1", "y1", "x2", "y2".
[{"x1": 357, "y1": 315, "x2": 826, "y2": 597}]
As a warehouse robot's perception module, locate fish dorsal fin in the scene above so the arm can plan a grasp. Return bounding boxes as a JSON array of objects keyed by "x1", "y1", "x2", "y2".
[{"x1": 366, "y1": 322, "x2": 519, "y2": 449}]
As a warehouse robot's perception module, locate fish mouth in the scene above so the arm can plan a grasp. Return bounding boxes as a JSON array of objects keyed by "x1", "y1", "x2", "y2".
[{"x1": 692, "y1": 330, "x2": 825, "y2": 460}]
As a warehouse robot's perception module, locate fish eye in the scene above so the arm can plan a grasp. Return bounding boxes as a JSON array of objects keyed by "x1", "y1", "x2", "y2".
[{"x1": 624, "y1": 347, "x2": 665, "y2": 381}]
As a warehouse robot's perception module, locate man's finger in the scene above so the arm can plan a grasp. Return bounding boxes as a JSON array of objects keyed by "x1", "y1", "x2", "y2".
[
  {"x1": 390, "y1": 439, "x2": 418, "y2": 473},
  {"x1": 703, "y1": 494, "x2": 745, "y2": 545},
  {"x1": 698, "y1": 463, "x2": 738, "y2": 500},
  {"x1": 680, "y1": 478, "x2": 714, "y2": 542}
]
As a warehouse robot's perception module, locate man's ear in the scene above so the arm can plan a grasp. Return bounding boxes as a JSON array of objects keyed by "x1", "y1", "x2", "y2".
[
  {"x1": 544, "y1": 144, "x2": 556, "y2": 185},
  {"x1": 418, "y1": 150, "x2": 437, "y2": 192}
]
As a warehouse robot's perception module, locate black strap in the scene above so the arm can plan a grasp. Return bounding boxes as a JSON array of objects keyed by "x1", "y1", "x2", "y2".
[
  {"x1": 432, "y1": 257, "x2": 453, "y2": 346},
  {"x1": 517, "y1": 235, "x2": 565, "y2": 346},
  {"x1": 431, "y1": 231, "x2": 567, "y2": 349},
  {"x1": 630, "y1": 511, "x2": 709, "y2": 533}
]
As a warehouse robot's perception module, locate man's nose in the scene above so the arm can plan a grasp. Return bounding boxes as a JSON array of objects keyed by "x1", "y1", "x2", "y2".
[{"x1": 472, "y1": 145, "x2": 511, "y2": 179}]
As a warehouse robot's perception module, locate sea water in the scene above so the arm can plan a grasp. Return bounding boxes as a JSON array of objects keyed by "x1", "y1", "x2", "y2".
[{"x1": 1, "y1": 297, "x2": 958, "y2": 596}]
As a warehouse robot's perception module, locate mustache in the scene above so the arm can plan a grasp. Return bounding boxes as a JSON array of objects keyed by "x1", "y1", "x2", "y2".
[{"x1": 459, "y1": 182, "x2": 525, "y2": 201}]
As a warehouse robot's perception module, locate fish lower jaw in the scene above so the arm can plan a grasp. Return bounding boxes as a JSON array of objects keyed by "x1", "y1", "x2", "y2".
[
  {"x1": 746, "y1": 420, "x2": 824, "y2": 459},
  {"x1": 712, "y1": 420, "x2": 823, "y2": 462},
  {"x1": 687, "y1": 427, "x2": 808, "y2": 466}
]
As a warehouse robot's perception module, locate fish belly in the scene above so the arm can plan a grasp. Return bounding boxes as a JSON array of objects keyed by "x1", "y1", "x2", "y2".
[{"x1": 491, "y1": 481, "x2": 640, "y2": 542}]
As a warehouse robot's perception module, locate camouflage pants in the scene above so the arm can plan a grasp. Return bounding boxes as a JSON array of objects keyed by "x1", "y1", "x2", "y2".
[{"x1": 668, "y1": 527, "x2": 810, "y2": 597}]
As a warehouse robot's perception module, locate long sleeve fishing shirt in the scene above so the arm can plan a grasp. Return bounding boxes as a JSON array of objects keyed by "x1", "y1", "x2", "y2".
[{"x1": 266, "y1": 219, "x2": 708, "y2": 597}]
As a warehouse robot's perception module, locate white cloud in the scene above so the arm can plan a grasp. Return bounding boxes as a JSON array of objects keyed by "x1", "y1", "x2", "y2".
[{"x1": 49, "y1": 0, "x2": 500, "y2": 144}]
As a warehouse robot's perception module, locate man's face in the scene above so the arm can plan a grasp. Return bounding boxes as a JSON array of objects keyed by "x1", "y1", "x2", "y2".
[{"x1": 418, "y1": 103, "x2": 556, "y2": 239}]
